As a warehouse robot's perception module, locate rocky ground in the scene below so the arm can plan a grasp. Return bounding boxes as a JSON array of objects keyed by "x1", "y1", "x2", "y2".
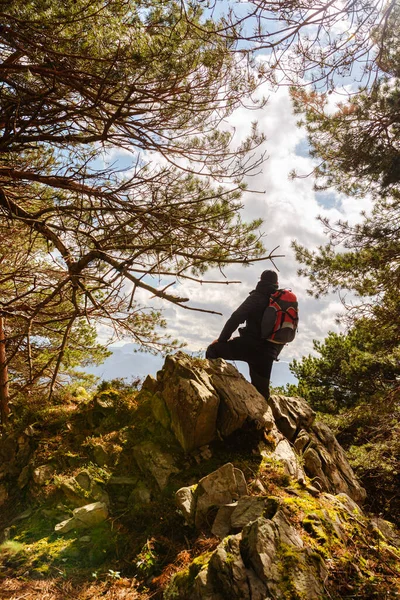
[{"x1": 0, "y1": 352, "x2": 399, "y2": 599}]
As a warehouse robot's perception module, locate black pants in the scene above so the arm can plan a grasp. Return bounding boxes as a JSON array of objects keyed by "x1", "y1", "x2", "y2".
[{"x1": 205, "y1": 336, "x2": 280, "y2": 400}]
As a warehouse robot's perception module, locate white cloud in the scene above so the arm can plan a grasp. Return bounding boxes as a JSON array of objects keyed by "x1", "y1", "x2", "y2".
[
  {"x1": 143, "y1": 84, "x2": 367, "y2": 366},
  {"x1": 96, "y1": 83, "x2": 369, "y2": 381}
]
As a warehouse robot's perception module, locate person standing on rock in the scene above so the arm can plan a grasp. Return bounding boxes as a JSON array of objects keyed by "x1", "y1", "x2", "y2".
[{"x1": 205, "y1": 270, "x2": 283, "y2": 400}]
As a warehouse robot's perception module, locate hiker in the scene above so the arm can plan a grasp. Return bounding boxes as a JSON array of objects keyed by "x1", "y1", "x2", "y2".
[{"x1": 205, "y1": 270, "x2": 284, "y2": 400}]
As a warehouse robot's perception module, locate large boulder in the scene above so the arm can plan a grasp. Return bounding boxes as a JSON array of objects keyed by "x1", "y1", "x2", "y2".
[
  {"x1": 268, "y1": 394, "x2": 315, "y2": 441},
  {"x1": 269, "y1": 394, "x2": 366, "y2": 504},
  {"x1": 295, "y1": 422, "x2": 366, "y2": 504},
  {"x1": 176, "y1": 463, "x2": 248, "y2": 529},
  {"x1": 194, "y1": 463, "x2": 248, "y2": 528},
  {"x1": 206, "y1": 359, "x2": 275, "y2": 435},
  {"x1": 151, "y1": 352, "x2": 276, "y2": 452},
  {"x1": 153, "y1": 354, "x2": 364, "y2": 505},
  {"x1": 166, "y1": 483, "x2": 400, "y2": 600},
  {"x1": 166, "y1": 495, "x2": 343, "y2": 600},
  {"x1": 155, "y1": 354, "x2": 220, "y2": 452}
]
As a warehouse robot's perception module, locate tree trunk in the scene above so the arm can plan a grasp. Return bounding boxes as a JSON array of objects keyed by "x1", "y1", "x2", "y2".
[{"x1": 0, "y1": 317, "x2": 10, "y2": 424}]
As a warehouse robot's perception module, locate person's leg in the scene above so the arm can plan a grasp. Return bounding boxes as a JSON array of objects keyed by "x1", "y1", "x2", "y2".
[
  {"x1": 206, "y1": 338, "x2": 274, "y2": 399},
  {"x1": 206, "y1": 337, "x2": 252, "y2": 361},
  {"x1": 248, "y1": 359, "x2": 273, "y2": 400}
]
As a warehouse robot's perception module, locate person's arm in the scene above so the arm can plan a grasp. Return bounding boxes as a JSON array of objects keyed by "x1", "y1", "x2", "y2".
[{"x1": 218, "y1": 294, "x2": 257, "y2": 342}]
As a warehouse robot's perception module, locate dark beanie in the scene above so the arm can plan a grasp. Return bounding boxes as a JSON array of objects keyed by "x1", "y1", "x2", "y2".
[{"x1": 260, "y1": 270, "x2": 278, "y2": 284}]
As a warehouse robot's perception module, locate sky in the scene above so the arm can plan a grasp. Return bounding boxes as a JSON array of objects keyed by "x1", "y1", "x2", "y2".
[{"x1": 89, "y1": 82, "x2": 373, "y2": 387}]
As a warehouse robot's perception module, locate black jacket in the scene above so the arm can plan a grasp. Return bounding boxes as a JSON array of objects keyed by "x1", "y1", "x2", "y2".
[{"x1": 218, "y1": 280, "x2": 278, "y2": 343}]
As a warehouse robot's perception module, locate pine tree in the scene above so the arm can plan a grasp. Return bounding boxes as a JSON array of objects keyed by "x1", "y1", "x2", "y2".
[{"x1": 0, "y1": 0, "x2": 272, "y2": 408}]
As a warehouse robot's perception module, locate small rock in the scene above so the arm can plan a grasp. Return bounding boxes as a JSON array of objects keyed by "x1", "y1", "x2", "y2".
[
  {"x1": 195, "y1": 463, "x2": 248, "y2": 529},
  {"x1": 230, "y1": 496, "x2": 266, "y2": 530},
  {"x1": 75, "y1": 471, "x2": 91, "y2": 491},
  {"x1": 33, "y1": 464, "x2": 55, "y2": 486},
  {"x1": 176, "y1": 485, "x2": 197, "y2": 525},
  {"x1": 59, "y1": 473, "x2": 109, "y2": 507},
  {"x1": 23, "y1": 425, "x2": 37, "y2": 437},
  {"x1": 133, "y1": 441, "x2": 179, "y2": 490},
  {"x1": 55, "y1": 501, "x2": 108, "y2": 534},
  {"x1": 211, "y1": 503, "x2": 237, "y2": 538},
  {"x1": 59, "y1": 479, "x2": 88, "y2": 507},
  {"x1": 199, "y1": 445, "x2": 212, "y2": 460},
  {"x1": 54, "y1": 518, "x2": 75, "y2": 534},
  {"x1": 250, "y1": 478, "x2": 267, "y2": 494}
]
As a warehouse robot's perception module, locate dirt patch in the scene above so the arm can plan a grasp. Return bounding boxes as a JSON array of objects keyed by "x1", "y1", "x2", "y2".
[{"x1": 0, "y1": 577, "x2": 149, "y2": 600}]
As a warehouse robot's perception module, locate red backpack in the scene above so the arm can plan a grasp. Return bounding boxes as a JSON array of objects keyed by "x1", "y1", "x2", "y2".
[{"x1": 261, "y1": 289, "x2": 299, "y2": 344}]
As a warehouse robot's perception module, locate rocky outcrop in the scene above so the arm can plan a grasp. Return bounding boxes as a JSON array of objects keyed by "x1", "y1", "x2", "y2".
[
  {"x1": 146, "y1": 355, "x2": 220, "y2": 452},
  {"x1": 143, "y1": 353, "x2": 275, "y2": 453},
  {"x1": 139, "y1": 352, "x2": 364, "y2": 506},
  {"x1": 148, "y1": 353, "x2": 377, "y2": 600},
  {"x1": 268, "y1": 394, "x2": 315, "y2": 440},
  {"x1": 1, "y1": 352, "x2": 396, "y2": 600},
  {"x1": 270, "y1": 394, "x2": 366, "y2": 504},
  {"x1": 166, "y1": 487, "x2": 370, "y2": 600}
]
